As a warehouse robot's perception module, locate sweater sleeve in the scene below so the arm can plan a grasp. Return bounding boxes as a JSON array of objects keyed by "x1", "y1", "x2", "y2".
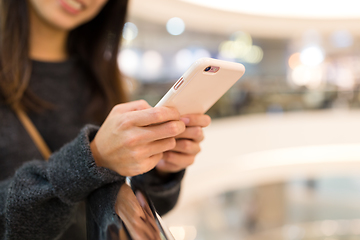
[{"x1": 0, "y1": 125, "x2": 125, "y2": 240}]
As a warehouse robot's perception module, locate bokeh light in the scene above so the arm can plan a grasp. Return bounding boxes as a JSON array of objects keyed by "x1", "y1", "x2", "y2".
[
  {"x1": 122, "y1": 22, "x2": 138, "y2": 41},
  {"x1": 169, "y1": 226, "x2": 186, "y2": 240},
  {"x1": 175, "y1": 48, "x2": 211, "y2": 74},
  {"x1": 141, "y1": 50, "x2": 163, "y2": 80},
  {"x1": 302, "y1": 30, "x2": 322, "y2": 46},
  {"x1": 168, "y1": 226, "x2": 197, "y2": 240},
  {"x1": 243, "y1": 45, "x2": 264, "y2": 64},
  {"x1": 330, "y1": 30, "x2": 353, "y2": 48},
  {"x1": 166, "y1": 17, "x2": 186, "y2": 36},
  {"x1": 291, "y1": 65, "x2": 323, "y2": 88},
  {"x1": 230, "y1": 31, "x2": 253, "y2": 46},
  {"x1": 219, "y1": 31, "x2": 263, "y2": 64},
  {"x1": 219, "y1": 41, "x2": 251, "y2": 59},
  {"x1": 335, "y1": 67, "x2": 354, "y2": 90},
  {"x1": 193, "y1": 48, "x2": 211, "y2": 60},
  {"x1": 288, "y1": 53, "x2": 301, "y2": 70},
  {"x1": 300, "y1": 46, "x2": 324, "y2": 66},
  {"x1": 175, "y1": 48, "x2": 193, "y2": 73},
  {"x1": 117, "y1": 49, "x2": 140, "y2": 76}
]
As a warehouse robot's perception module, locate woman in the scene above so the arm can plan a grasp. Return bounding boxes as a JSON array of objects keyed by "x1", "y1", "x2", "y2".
[{"x1": 0, "y1": 0, "x2": 211, "y2": 239}]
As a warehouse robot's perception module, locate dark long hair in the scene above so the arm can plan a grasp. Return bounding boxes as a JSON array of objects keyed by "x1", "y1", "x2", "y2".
[{"x1": 0, "y1": 0, "x2": 129, "y2": 122}]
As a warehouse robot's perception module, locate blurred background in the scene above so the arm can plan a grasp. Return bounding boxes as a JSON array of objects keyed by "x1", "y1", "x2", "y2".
[{"x1": 120, "y1": 0, "x2": 360, "y2": 239}]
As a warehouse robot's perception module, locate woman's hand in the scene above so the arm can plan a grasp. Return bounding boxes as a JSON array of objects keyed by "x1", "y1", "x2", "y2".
[
  {"x1": 115, "y1": 184, "x2": 161, "y2": 240},
  {"x1": 90, "y1": 100, "x2": 186, "y2": 177},
  {"x1": 156, "y1": 114, "x2": 211, "y2": 174}
]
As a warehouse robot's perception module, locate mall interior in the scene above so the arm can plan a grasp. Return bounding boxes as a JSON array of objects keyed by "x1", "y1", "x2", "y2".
[{"x1": 120, "y1": 1, "x2": 360, "y2": 239}]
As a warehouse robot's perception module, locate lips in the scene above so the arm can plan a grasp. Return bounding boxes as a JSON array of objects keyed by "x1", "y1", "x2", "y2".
[{"x1": 59, "y1": 0, "x2": 85, "y2": 14}]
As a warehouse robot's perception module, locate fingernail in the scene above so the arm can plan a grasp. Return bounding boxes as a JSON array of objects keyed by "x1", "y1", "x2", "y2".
[{"x1": 180, "y1": 117, "x2": 190, "y2": 125}]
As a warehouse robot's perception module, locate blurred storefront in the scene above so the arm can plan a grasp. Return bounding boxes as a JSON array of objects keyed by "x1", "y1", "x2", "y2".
[
  {"x1": 120, "y1": 0, "x2": 360, "y2": 119},
  {"x1": 118, "y1": 1, "x2": 360, "y2": 239}
]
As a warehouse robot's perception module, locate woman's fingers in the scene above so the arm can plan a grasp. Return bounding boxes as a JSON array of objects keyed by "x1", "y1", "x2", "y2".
[
  {"x1": 91, "y1": 101, "x2": 189, "y2": 176},
  {"x1": 121, "y1": 119, "x2": 186, "y2": 146},
  {"x1": 175, "y1": 126, "x2": 204, "y2": 142},
  {"x1": 153, "y1": 114, "x2": 210, "y2": 174},
  {"x1": 128, "y1": 107, "x2": 181, "y2": 127},
  {"x1": 163, "y1": 151, "x2": 195, "y2": 166},
  {"x1": 137, "y1": 121, "x2": 186, "y2": 144},
  {"x1": 145, "y1": 138, "x2": 176, "y2": 157},
  {"x1": 139, "y1": 138, "x2": 199, "y2": 173},
  {"x1": 156, "y1": 159, "x2": 180, "y2": 173},
  {"x1": 92, "y1": 102, "x2": 211, "y2": 177},
  {"x1": 156, "y1": 139, "x2": 201, "y2": 173},
  {"x1": 181, "y1": 114, "x2": 211, "y2": 127},
  {"x1": 165, "y1": 151, "x2": 195, "y2": 165},
  {"x1": 156, "y1": 151, "x2": 196, "y2": 173},
  {"x1": 171, "y1": 139, "x2": 201, "y2": 155},
  {"x1": 145, "y1": 153, "x2": 164, "y2": 172}
]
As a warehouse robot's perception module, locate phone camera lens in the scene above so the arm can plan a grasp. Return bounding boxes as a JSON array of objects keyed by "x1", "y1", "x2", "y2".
[{"x1": 204, "y1": 66, "x2": 211, "y2": 72}]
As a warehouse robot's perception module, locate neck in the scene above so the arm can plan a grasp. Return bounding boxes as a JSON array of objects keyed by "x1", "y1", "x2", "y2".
[{"x1": 29, "y1": 7, "x2": 69, "y2": 62}]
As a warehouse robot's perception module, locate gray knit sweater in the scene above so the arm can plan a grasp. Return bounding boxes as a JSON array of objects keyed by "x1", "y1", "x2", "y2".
[{"x1": 0, "y1": 59, "x2": 184, "y2": 239}]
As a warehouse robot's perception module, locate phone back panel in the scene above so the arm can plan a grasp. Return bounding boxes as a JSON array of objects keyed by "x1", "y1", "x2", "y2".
[{"x1": 156, "y1": 58, "x2": 245, "y2": 115}]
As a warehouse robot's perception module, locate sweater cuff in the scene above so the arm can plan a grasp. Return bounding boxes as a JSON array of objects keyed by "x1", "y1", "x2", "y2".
[
  {"x1": 47, "y1": 124, "x2": 124, "y2": 204},
  {"x1": 132, "y1": 168, "x2": 185, "y2": 197}
]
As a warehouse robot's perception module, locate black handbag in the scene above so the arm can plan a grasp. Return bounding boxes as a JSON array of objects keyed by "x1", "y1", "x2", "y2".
[{"x1": 86, "y1": 179, "x2": 175, "y2": 240}]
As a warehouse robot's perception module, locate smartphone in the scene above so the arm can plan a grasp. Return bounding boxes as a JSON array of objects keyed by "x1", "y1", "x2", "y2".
[{"x1": 155, "y1": 58, "x2": 245, "y2": 115}]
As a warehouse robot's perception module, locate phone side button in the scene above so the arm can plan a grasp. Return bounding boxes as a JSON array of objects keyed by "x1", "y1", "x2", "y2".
[{"x1": 174, "y1": 78, "x2": 184, "y2": 90}]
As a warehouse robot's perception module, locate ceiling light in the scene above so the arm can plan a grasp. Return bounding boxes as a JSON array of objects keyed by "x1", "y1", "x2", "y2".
[
  {"x1": 166, "y1": 17, "x2": 185, "y2": 35},
  {"x1": 180, "y1": 0, "x2": 360, "y2": 19},
  {"x1": 300, "y1": 46, "x2": 324, "y2": 66}
]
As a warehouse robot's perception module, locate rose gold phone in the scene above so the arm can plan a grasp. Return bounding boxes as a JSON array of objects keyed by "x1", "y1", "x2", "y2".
[{"x1": 155, "y1": 58, "x2": 245, "y2": 115}]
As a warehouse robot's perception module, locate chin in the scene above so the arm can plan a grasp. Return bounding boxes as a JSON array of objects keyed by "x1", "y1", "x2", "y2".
[
  {"x1": 46, "y1": 12, "x2": 92, "y2": 31},
  {"x1": 51, "y1": 19, "x2": 83, "y2": 31}
]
